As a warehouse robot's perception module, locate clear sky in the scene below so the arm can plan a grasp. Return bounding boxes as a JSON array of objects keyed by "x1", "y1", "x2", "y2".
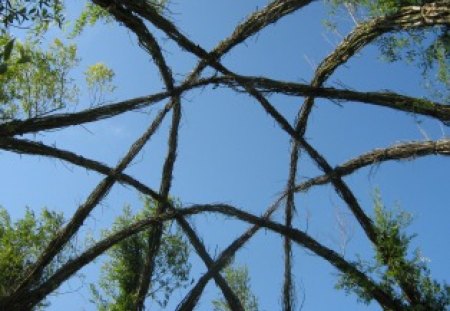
[{"x1": 1, "y1": 1, "x2": 449, "y2": 310}]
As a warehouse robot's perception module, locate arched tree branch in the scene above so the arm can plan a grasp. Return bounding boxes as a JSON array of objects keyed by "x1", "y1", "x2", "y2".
[
  {"x1": 214, "y1": 75, "x2": 450, "y2": 123},
  {"x1": 294, "y1": 139, "x2": 450, "y2": 193}
]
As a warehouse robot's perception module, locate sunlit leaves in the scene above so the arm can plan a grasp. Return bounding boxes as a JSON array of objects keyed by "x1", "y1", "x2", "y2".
[
  {"x1": 70, "y1": 2, "x2": 112, "y2": 38},
  {"x1": 212, "y1": 263, "x2": 259, "y2": 311},
  {"x1": 71, "y1": 0, "x2": 168, "y2": 38},
  {"x1": 85, "y1": 62, "x2": 115, "y2": 106},
  {"x1": 0, "y1": 35, "x2": 78, "y2": 120},
  {"x1": 335, "y1": 192, "x2": 450, "y2": 310},
  {"x1": 0, "y1": 0, "x2": 64, "y2": 32},
  {"x1": 0, "y1": 207, "x2": 68, "y2": 296},
  {"x1": 90, "y1": 197, "x2": 191, "y2": 310}
]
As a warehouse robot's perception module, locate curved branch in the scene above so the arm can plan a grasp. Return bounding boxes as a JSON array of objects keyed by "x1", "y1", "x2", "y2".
[
  {"x1": 0, "y1": 136, "x2": 162, "y2": 201},
  {"x1": 215, "y1": 75, "x2": 450, "y2": 123},
  {"x1": 4, "y1": 73, "x2": 446, "y2": 138},
  {"x1": 295, "y1": 139, "x2": 450, "y2": 193},
  {"x1": 93, "y1": 1, "x2": 174, "y2": 91},
  {"x1": 297, "y1": 1, "x2": 450, "y2": 136},
  {"x1": 0, "y1": 78, "x2": 215, "y2": 137},
  {"x1": 287, "y1": 4, "x2": 449, "y2": 304},
  {"x1": 135, "y1": 101, "x2": 182, "y2": 310}
]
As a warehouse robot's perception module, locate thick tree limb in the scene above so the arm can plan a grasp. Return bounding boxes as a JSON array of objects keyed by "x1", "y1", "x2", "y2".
[
  {"x1": 214, "y1": 75, "x2": 450, "y2": 123},
  {"x1": 2, "y1": 75, "x2": 447, "y2": 139},
  {"x1": 294, "y1": 139, "x2": 450, "y2": 193},
  {"x1": 135, "y1": 100, "x2": 182, "y2": 311},
  {"x1": 0, "y1": 78, "x2": 216, "y2": 137}
]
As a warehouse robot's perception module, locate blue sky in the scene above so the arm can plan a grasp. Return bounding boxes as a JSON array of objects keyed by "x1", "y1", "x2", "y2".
[{"x1": 1, "y1": 1, "x2": 449, "y2": 310}]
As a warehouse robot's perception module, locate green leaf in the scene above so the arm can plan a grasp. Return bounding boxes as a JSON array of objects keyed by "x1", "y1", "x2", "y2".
[
  {"x1": 17, "y1": 55, "x2": 31, "y2": 64},
  {"x1": 0, "y1": 63, "x2": 8, "y2": 74},
  {"x1": 3, "y1": 39, "x2": 15, "y2": 61}
]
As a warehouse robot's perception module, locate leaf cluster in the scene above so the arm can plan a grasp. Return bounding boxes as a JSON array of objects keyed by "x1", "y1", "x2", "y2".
[
  {"x1": 85, "y1": 62, "x2": 116, "y2": 106},
  {"x1": 0, "y1": 206, "x2": 76, "y2": 306},
  {"x1": 212, "y1": 263, "x2": 259, "y2": 311},
  {"x1": 336, "y1": 193, "x2": 450, "y2": 310},
  {"x1": 0, "y1": 35, "x2": 78, "y2": 120},
  {"x1": 90, "y1": 197, "x2": 192, "y2": 310},
  {"x1": 70, "y1": 0, "x2": 167, "y2": 38},
  {"x1": 0, "y1": 0, "x2": 64, "y2": 32}
]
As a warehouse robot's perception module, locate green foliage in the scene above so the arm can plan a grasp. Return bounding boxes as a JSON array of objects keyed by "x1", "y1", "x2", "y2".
[
  {"x1": 336, "y1": 192, "x2": 450, "y2": 310},
  {"x1": 328, "y1": 0, "x2": 424, "y2": 17},
  {"x1": 212, "y1": 263, "x2": 259, "y2": 311},
  {"x1": 90, "y1": 197, "x2": 191, "y2": 310},
  {"x1": 0, "y1": 35, "x2": 78, "y2": 120},
  {"x1": 0, "y1": 206, "x2": 74, "y2": 305},
  {"x1": 0, "y1": 0, "x2": 64, "y2": 32},
  {"x1": 85, "y1": 62, "x2": 115, "y2": 105},
  {"x1": 69, "y1": 2, "x2": 112, "y2": 38},
  {"x1": 70, "y1": 0, "x2": 168, "y2": 38}
]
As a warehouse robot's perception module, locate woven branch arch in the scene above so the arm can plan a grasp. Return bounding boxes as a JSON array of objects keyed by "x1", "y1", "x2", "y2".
[{"x1": 0, "y1": 1, "x2": 449, "y2": 310}]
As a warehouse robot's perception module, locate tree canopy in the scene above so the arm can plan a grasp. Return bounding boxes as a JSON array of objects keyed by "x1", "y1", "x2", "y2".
[{"x1": 0, "y1": 0, "x2": 449, "y2": 310}]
